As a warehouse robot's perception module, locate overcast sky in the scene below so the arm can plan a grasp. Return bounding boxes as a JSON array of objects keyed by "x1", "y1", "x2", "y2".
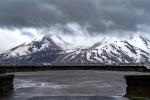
[{"x1": 0, "y1": 0, "x2": 150, "y2": 50}]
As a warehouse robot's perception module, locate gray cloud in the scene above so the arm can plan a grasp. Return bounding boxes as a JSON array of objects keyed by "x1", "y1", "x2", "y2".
[
  {"x1": 21, "y1": 31, "x2": 34, "y2": 38},
  {"x1": 0, "y1": 0, "x2": 150, "y2": 35}
]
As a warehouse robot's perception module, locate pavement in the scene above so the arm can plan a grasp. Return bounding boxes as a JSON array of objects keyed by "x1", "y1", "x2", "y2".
[{"x1": 1, "y1": 70, "x2": 150, "y2": 100}]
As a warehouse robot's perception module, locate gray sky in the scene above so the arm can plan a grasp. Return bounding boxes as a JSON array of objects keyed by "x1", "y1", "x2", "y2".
[{"x1": 0, "y1": 0, "x2": 150, "y2": 50}]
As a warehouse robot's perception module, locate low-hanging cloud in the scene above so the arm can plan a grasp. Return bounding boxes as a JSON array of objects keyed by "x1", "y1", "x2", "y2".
[{"x1": 0, "y1": 0, "x2": 150, "y2": 35}]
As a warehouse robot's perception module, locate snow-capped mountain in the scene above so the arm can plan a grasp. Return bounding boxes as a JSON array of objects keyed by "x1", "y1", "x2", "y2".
[
  {"x1": 0, "y1": 33, "x2": 150, "y2": 65},
  {"x1": 0, "y1": 34, "x2": 67, "y2": 64},
  {"x1": 54, "y1": 34, "x2": 150, "y2": 64}
]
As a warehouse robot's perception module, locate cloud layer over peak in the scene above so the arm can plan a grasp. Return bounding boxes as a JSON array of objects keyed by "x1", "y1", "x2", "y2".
[
  {"x1": 0, "y1": 0, "x2": 149, "y2": 34},
  {"x1": 0, "y1": 0, "x2": 150, "y2": 50}
]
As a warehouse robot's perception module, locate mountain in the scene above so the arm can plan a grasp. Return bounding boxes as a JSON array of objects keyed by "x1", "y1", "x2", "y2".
[
  {"x1": 54, "y1": 34, "x2": 150, "y2": 64},
  {"x1": 0, "y1": 33, "x2": 150, "y2": 65},
  {"x1": 0, "y1": 34, "x2": 67, "y2": 65}
]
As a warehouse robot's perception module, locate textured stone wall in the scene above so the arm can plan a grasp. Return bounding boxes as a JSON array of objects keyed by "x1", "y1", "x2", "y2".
[
  {"x1": 125, "y1": 75, "x2": 150, "y2": 98},
  {"x1": 0, "y1": 69, "x2": 14, "y2": 96}
]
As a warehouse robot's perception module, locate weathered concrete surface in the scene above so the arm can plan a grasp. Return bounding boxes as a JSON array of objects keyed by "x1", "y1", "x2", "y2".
[
  {"x1": 0, "y1": 69, "x2": 6, "y2": 74},
  {"x1": 125, "y1": 75, "x2": 150, "y2": 98},
  {"x1": 1, "y1": 70, "x2": 150, "y2": 100},
  {"x1": 0, "y1": 74, "x2": 14, "y2": 96}
]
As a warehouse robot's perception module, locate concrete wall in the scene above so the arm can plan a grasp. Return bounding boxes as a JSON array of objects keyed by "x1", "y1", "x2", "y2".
[
  {"x1": 125, "y1": 75, "x2": 150, "y2": 98},
  {"x1": 0, "y1": 74, "x2": 14, "y2": 96}
]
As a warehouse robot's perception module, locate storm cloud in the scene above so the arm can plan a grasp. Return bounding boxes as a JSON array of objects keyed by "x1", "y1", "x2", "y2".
[{"x1": 0, "y1": 0, "x2": 150, "y2": 34}]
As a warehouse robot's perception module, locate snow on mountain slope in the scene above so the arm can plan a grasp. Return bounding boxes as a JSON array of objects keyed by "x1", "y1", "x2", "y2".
[
  {"x1": 0, "y1": 33, "x2": 150, "y2": 64},
  {"x1": 127, "y1": 34, "x2": 150, "y2": 53},
  {"x1": 0, "y1": 33, "x2": 71, "y2": 58},
  {"x1": 55, "y1": 34, "x2": 150, "y2": 64},
  {"x1": 32, "y1": 33, "x2": 74, "y2": 50},
  {"x1": 0, "y1": 34, "x2": 68, "y2": 64}
]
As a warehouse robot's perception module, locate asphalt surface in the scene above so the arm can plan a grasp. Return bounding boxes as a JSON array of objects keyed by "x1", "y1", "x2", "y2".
[{"x1": 1, "y1": 70, "x2": 150, "y2": 100}]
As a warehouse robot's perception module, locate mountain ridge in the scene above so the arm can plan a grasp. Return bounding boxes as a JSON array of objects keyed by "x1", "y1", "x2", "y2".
[{"x1": 0, "y1": 33, "x2": 150, "y2": 65}]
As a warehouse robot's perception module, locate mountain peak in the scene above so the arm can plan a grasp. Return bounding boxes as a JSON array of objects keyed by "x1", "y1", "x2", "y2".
[
  {"x1": 42, "y1": 35, "x2": 53, "y2": 42},
  {"x1": 1, "y1": 33, "x2": 150, "y2": 65}
]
